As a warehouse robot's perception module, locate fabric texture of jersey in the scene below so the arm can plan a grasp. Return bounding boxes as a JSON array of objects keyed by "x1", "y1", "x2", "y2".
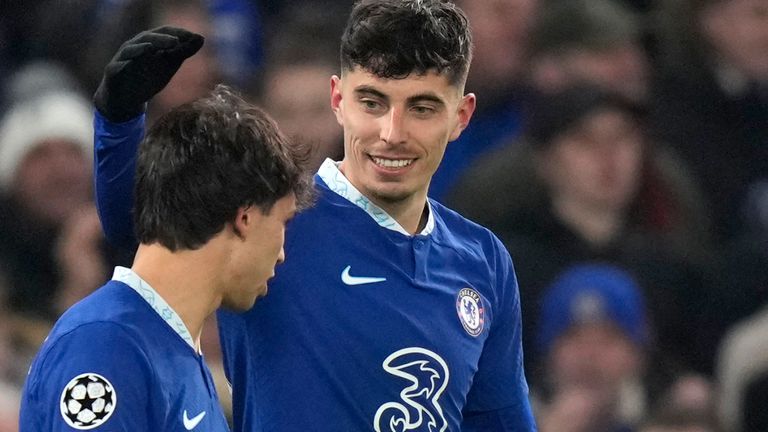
[
  {"x1": 19, "y1": 269, "x2": 229, "y2": 431},
  {"x1": 92, "y1": 113, "x2": 536, "y2": 431}
]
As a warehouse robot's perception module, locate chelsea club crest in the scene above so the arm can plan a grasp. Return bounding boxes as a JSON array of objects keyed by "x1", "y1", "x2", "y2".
[{"x1": 456, "y1": 288, "x2": 485, "y2": 337}]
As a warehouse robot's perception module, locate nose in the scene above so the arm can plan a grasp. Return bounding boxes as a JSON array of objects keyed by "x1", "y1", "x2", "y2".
[
  {"x1": 380, "y1": 107, "x2": 406, "y2": 145},
  {"x1": 276, "y1": 247, "x2": 286, "y2": 265}
]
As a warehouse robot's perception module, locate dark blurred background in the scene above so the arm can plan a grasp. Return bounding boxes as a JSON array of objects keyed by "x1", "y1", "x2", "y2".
[{"x1": 0, "y1": 1, "x2": 765, "y2": 431}]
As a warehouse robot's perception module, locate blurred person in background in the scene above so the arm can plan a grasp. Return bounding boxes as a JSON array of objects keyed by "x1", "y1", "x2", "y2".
[
  {"x1": 0, "y1": 88, "x2": 119, "y2": 321},
  {"x1": 257, "y1": 3, "x2": 346, "y2": 171},
  {"x1": 148, "y1": 0, "x2": 220, "y2": 119},
  {"x1": 448, "y1": 84, "x2": 719, "y2": 388},
  {"x1": 429, "y1": 0, "x2": 540, "y2": 201},
  {"x1": 650, "y1": 0, "x2": 768, "y2": 244},
  {"x1": 81, "y1": 0, "x2": 222, "y2": 122},
  {"x1": 638, "y1": 371, "x2": 719, "y2": 432},
  {"x1": 527, "y1": 0, "x2": 651, "y2": 104},
  {"x1": 533, "y1": 263, "x2": 649, "y2": 432},
  {"x1": 650, "y1": 0, "x2": 768, "y2": 364},
  {"x1": 716, "y1": 302, "x2": 768, "y2": 432}
]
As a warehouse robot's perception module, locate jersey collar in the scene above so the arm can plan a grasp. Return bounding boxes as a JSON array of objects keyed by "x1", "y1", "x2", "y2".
[
  {"x1": 317, "y1": 158, "x2": 435, "y2": 236},
  {"x1": 111, "y1": 266, "x2": 198, "y2": 352}
]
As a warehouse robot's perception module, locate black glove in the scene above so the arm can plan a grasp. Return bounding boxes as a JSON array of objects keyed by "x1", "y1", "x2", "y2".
[{"x1": 93, "y1": 26, "x2": 204, "y2": 122}]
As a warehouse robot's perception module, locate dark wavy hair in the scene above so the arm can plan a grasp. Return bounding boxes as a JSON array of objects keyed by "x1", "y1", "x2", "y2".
[
  {"x1": 340, "y1": 0, "x2": 473, "y2": 86},
  {"x1": 134, "y1": 84, "x2": 314, "y2": 251}
]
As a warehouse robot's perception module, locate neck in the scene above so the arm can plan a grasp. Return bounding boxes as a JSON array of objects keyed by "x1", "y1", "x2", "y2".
[
  {"x1": 551, "y1": 195, "x2": 624, "y2": 247},
  {"x1": 369, "y1": 190, "x2": 429, "y2": 235},
  {"x1": 130, "y1": 243, "x2": 223, "y2": 351}
]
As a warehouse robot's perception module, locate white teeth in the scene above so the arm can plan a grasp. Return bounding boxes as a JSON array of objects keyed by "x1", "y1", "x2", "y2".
[{"x1": 372, "y1": 157, "x2": 414, "y2": 168}]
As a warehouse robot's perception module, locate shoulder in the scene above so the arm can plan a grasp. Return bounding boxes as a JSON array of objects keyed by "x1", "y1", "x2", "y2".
[
  {"x1": 430, "y1": 199, "x2": 509, "y2": 259},
  {"x1": 430, "y1": 200, "x2": 516, "y2": 301},
  {"x1": 48, "y1": 282, "x2": 147, "y2": 337},
  {"x1": 22, "y1": 320, "x2": 158, "y2": 431},
  {"x1": 31, "y1": 285, "x2": 157, "y2": 387},
  {"x1": 35, "y1": 320, "x2": 152, "y2": 379}
]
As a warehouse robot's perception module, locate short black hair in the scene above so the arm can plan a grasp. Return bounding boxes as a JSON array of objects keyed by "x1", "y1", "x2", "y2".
[
  {"x1": 134, "y1": 84, "x2": 313, "y2": 251},
  {"x1": 340, "y1": 0, "x2": 472, "y2": 86}
]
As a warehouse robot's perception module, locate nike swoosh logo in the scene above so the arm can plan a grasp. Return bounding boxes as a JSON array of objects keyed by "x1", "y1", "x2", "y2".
[
  {"x1": 183, "y1": 410, "x2": 206, "y2": 430},
  {"x1": 341, "y1": 265, "x2": 386, "y2": 285}
]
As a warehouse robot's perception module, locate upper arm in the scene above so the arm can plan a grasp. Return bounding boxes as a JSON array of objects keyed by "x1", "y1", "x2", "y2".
[
  {"x1": 21, "y1": 323, "x2": 156, "y2": 431},
  {"x1": 462, "y1": 241, "x2": 537, "y2": 431}
]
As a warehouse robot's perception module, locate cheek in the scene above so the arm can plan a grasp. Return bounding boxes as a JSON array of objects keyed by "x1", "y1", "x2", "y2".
[
  {"x1": 346, "y1": 113, "x2": 380, "y2": 143},
  {"x1": 619, "y1": 148, "x2": 643, "y2": 181},
  {"x1": 548, "y1": 149, "x2": 597, "y2": 188}
]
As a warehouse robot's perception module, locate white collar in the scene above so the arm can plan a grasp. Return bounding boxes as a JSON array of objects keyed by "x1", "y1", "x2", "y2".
[
  {"x1": 112, "y1": 266, "x2": 197, "y2": 352},
  {"x1": 317, "y1": 158, "x2": 435, "y2": 236}
]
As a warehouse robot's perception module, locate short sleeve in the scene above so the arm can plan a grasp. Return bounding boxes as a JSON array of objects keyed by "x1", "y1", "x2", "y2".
[{"x1": 20, "y1": 322, "x2": 157, "y2": 431}]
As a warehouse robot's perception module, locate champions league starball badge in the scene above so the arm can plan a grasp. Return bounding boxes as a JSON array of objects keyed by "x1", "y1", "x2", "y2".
[
  {"x1": 60, "y1": 373, "x2": 117, "y2": 430},
  {"x1": 456, "y1": 288, "x2": 485, "y2": 337}
]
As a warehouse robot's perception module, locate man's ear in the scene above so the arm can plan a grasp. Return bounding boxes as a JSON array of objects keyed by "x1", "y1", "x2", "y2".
[
  {"x1": 330, "y1": 75, "x2": 344, "y2": 126},
  {"x1": 232, "y1": 206, "x2": 252, "y2": 239},
  {"x1": 449, "y1": 93, "x2": 476, "y2": 142}
]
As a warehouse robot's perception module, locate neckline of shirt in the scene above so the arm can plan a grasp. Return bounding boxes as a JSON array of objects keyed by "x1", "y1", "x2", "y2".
[
  {"x1": 317, "y1": 158, "x2": 435, "y2": 236},
  {"x1": 111, "y1": 266, "x2": 198, "y2": 353}
]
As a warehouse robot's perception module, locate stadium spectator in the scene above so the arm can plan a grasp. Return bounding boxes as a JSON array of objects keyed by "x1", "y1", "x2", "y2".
[
  {"x1": 448, "y1": 84, "x2": 718, "y2": 384},
  {"x1": 429, "y1": 0, "x2": 540, "y2": 201},
  {"x1": 533, "y1": 263, "x2": 649, "y2": 432},
  {"x1": 83, "y1": 0, "x2": 222, "y2": 121},
  {"x1": 650, "y1": 0, "x2": 768, "y2": 243},
  {"x1": 639, "y1": 372, "x2": 720, "y2": 432},
  {"x1": 0, "y1": 89, "x2": 118, "y2": 320},
  {"x1": 527, "y1": 0, "x2": 650, "y2": 103},
  {"x1": 716, "y1": 303, "x2": 768, "y2": 432},
  {"x1": 257, "y1": 3, "x2": 346, "y2": 170}
]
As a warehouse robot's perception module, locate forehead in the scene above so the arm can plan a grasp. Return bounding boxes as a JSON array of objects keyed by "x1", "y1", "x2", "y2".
[{"x1": 342, "y1": 67, "x2": 461, "y2": 100}]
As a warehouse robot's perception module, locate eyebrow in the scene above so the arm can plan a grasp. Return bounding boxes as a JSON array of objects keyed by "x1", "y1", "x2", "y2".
[
  {"x1": 353, "y1": 86, "x2": 447, "y2": 108},
  {"x1": 407, "y1": 93, "x2": 446, "y2": 107},
  {"x1": 354, "y1": 86, "x2": 388, "y2": 102}
]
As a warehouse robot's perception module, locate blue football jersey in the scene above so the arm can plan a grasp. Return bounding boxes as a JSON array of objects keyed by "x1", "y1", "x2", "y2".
[
  {"x1": 20, "y1": 267, "x2": 229, "y2": 431},
  {"x1": 93, "y1": 113, "x2": 536, "y2": 431},
  {"x1": 217, "y1": 160, "x2": 535, "y2": 431}
]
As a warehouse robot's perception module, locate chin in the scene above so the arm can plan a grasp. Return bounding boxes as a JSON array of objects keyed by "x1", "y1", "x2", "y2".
[
  {"x1": 222, "y1": 290, "x2": 265, "y2": 312},
  {"x1": 368, "y1": 185, "x2": 416, "y2": 205}
]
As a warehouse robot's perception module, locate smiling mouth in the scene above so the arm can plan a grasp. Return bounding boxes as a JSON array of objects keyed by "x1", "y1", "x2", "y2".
[{"x1": 370, "y1": 156, "x2": 415, "y2": 169}]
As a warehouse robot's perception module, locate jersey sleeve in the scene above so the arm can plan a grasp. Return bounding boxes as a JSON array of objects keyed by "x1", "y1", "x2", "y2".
[
  {"x1": 461, "y1": 238, "x2": 537, "y2": 431},
  {"x1": 20, "y1": 322, "x2": 157, "y2": 431},
  {"x1": 93, "y1": 110, "x2": 144, "y2": 250}
]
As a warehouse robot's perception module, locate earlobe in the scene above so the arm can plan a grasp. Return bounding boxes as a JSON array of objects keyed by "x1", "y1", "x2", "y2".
[
  {"x1": 449, "y1": 93, "x2": 476, "y2": 142},
  {"x1": 330, "y1": 75, "x2": 344, "y2": 126}
]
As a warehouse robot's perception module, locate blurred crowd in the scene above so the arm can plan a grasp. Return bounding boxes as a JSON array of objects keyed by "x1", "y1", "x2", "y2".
[{"x1": 0, "y1": 0, "x2": 766, "y2": 431}]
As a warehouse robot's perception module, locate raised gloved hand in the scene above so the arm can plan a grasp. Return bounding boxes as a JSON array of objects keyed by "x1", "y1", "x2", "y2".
[{"x1": 93, "y1": 26, "x2": 204, "y2": 122}]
